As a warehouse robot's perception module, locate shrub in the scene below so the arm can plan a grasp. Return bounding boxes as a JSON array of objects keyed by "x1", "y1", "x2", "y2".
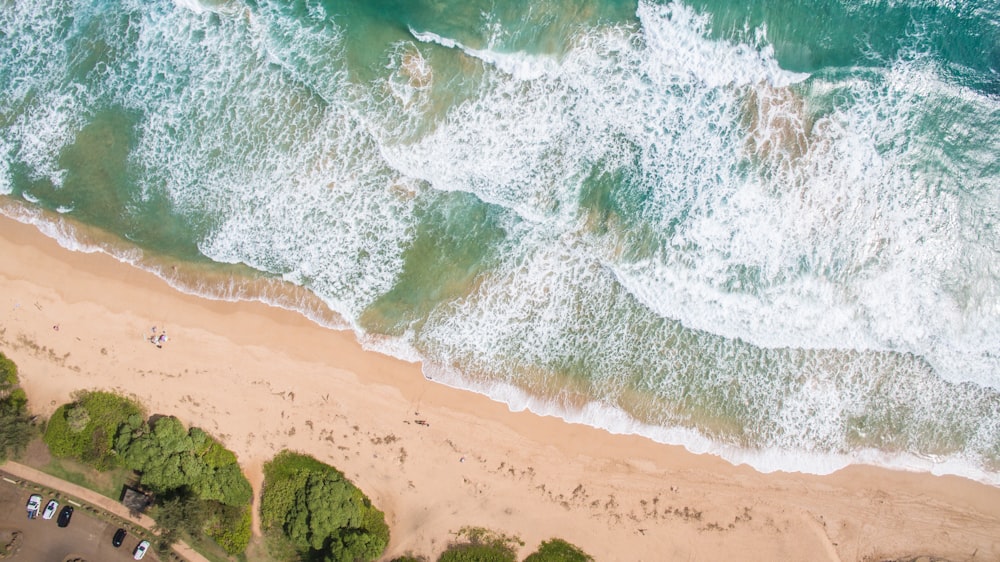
[
  {"x1": 42, "y1": 390, "x2": 252, "y2": 556},
  {"x1": 66, "y1": 405, "x2": 91, "y2": 432},
  {"x1": 437, "y1": 544, "x2": 517, "y2": 562},
  {"x1": 43, "y1": 390, "x2": 143, "y2": 470},
  {"x1": 0, "y1": 353, "x2": 32, "y2": 462},
  {"x1": 0, "y1": 353, "x2": 17, "y2": 386},
  {"x1": 436, "y1": 527, "x2": 521, "y2": 562},
  {"x1": 124, "y1": 417, "x2": 252, "y2": 555},
  {"x1": 151, "y1": 490, "x2": 205, "y2": 553},
  {"x1": 44, "y1": 404, "x2": 84, "y2": 458},
  {"x1": 205, "y1": 504, "x2": 252, "y2": 555},
  {"x1": 524, "y1": 538, "x2": 594, "y2": 562},
  {"x1": 122, "y1": 416, "x2": 252, "y2": 506},
  {"x1": 262, "y1": 450, "x2": 389, "y2": 562}
]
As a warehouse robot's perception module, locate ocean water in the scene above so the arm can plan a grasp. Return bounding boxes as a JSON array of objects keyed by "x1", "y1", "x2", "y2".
[{"x1": 2, "y1": 0, "x2": 1000, "y2": 482}]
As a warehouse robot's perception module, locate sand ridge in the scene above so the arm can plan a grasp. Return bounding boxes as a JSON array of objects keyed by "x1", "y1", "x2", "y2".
[{"x1": 1, "y1": 215, "x2": 999, "y2": 561}]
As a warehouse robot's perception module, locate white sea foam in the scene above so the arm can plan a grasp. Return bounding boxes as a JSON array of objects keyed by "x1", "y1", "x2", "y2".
[
  {"x1": 394, "y1": 3, "x2": 1000, "y2": 385},
  {"x1": 4, "y1": 0, "x2": 999, "y2": 480},
  {"x1": 108, "y1": 0, "x2": 419, "y2": 320},
  {"x1": 0, "y1": 2, "x2": 83, "y2": 190},
  {"x1": 609, "y1": 52, "x2": 1000, "y2": 386},
  {"x1": 636, "y1": 2, "x2": 808, "y2": 88},
  {"x1": 421, "y1": 353, "x2": 1000, "y2": 487},
  {"x1": 0, "y1": 199, "x2": 351, "y2": 333},
  {"x1": 409, "y1": 29, "x2": 560, "y2": 81},
  {"x1": 0, "y1": 202, "x2": 135, "y2": 258},
  {"x1": 171, "y1": 0, "x2": 208, "y2": 14},
  {"x1": 384, "y1": 42, "x2": 434, "y2": 111},
  {"x1": 9, "y1": 196, "x2": 998, "y2": 486},
  {"x1": 375, "y1": 0, "x2": 1000, "y2": 474},
  {"x1": 0, "y1": 138, "x2": 12, "y2": 196},
  {"x1": 9, "y1": 93, "x2": 81, "y2": 189},
  {"x1": 171, "y1": 0, "x2": 240, "y2": 16}
]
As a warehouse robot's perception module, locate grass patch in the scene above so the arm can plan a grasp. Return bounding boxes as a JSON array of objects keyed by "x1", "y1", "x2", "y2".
[
  {"x1": 261, "y1": 529, "x2": 299, "y2": 562},
  {"x1": 438, "y1": 527, "x2": 522, "y2": 562},
  {"x1": 166, "y1": 527, "x2": 246, "y2": 562},
  {"x1": 36, "y1": 455, "x2": 135, "y2": 500}
]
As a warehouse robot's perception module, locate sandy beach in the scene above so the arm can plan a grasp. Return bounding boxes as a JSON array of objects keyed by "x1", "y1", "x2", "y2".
[{"x1": 1, "y1": 213, "x2": 999, "y2": 562}]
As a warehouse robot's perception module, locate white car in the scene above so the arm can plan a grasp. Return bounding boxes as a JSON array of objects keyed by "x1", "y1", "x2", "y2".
[
  {"x1": 25, "y1": 494, "x2": 42, "y2": 519},
  {"x1": 42, "y1": 499, "x2": 59, "y2": 520},
  {"x1": 133, "y1": 540, "x2": 150, "y2": 560}
]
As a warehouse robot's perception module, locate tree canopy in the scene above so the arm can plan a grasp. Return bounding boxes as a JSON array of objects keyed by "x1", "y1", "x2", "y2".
[
  {"x1": 262, "y1": 450, "x2": 389, "y2": 562},
  {"x1": 44, "y1": 393, "x2": 252, "y2": 555},
  {"x1": 0, "y1": 353, "x2": 32, "y2": 463},
  {"x1": 121, "y1": 416, "x2": 252, "y2": 506},
  {"x1": 43, "y1": 390, "x2": 144, "y2": 470}
]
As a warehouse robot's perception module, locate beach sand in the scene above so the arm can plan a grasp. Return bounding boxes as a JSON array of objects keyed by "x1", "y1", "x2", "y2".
[{"x1": 1, "y1": 213, "x2": 999, "y2": 561}]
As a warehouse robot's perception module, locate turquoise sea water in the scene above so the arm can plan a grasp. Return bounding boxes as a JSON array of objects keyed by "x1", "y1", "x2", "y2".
[{"x1": 3, "y1": 0, "x2": 1000, "y2": 481}]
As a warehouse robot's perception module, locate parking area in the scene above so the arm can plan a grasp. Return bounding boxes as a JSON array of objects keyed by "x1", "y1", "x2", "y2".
[{"x1": 0, "y1": 477, "x2": 157, "y2": 561}]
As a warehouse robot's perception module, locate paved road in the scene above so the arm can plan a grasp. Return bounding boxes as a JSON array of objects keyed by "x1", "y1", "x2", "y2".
[{"x1": 0, "y1": 461, "x2": 208, "y2": 562}]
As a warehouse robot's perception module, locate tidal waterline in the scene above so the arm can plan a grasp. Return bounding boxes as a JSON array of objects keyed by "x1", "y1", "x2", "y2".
[{"x1": 2, "y1": 0, "x2": 999, "y2": 481}]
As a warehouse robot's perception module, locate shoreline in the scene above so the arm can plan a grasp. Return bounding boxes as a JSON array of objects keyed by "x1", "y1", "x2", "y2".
[
  {"x1": 8, "y1": 199, "x2": 997, "y2": 488},
  {"x1": 2, "y1": 214, "x2": 1000, "y2": 560}
]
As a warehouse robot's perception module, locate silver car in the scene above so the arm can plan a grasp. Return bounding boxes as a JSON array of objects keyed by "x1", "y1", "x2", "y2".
[
  {"x1": 133, "y1": 540, "x2": 150, "y2": 560},
  {"x1": 25, "y1": 494, "x2": 42, "y2": 519},
  {"x1": 42, "y1": 499, "x2": 59, "y2": 520}
]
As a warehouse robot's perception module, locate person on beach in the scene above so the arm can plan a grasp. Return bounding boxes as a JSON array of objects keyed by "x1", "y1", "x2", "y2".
[{"x1": 149, "y1": 326, "x2": 168, "y2": 347}]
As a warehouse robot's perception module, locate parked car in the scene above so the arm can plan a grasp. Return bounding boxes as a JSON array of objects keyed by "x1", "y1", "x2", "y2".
[
  {"x1": 25, "y1": 494, "x2": 42, "y2": 519},
  {"x1": 112, "y1": 528, "x2": 127, "y2": 547},
  {"x1": 42, "y1": 499, "x2": 59, "y2": 520},
  {"x1": 56, "y1": 505, "x2": 73, "y2": 527},
  {"x1": 133, "y1": 540, "x2": 150, "y2": 560}
]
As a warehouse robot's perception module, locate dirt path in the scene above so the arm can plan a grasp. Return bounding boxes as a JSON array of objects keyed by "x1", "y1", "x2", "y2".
[{"x1": 243, "y1": 460, "x2": 265, "y2": 538}]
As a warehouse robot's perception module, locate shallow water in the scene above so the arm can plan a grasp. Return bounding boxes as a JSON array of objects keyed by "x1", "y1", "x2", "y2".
[{"x1": 2, "y1": 0, "x2": 999, "y2": 482}]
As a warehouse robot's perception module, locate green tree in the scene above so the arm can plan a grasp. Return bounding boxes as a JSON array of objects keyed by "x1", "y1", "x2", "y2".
[
  {"x1": 523, "y1": 539, "x2": 594, "y2": 562},
  {"x1": 43, "y1": 390, "x2": 143, "y2": 469},
  {"x1": 285, "y1": 471, "x2": 389, "y2": 561},
  {"x1": 136, "y1": 420, "x2": 253, "y2": 556},
  {"x1": 152, "y1": 490, "x2": 206, "y2": 553},
  {"x1": 0, "y1": 353, "x2": 32, "y2": 463},
  {"x1": 262, "y1": 450, "x2": 389, "y2": 562},
  {"x1": 41, "y1": 391, "x2": 252, "y2": 556},
  {"x1": 205, "y1": 503, "x2": 252, "y2": 555},
  {"x1": 123, "y1": 416, "x2": 251, "y2": 506}
]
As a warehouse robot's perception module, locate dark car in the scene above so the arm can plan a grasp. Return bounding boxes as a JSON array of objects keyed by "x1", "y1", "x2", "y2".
[
  {"x1": 113, "y1": 528, "x2": 127, "y2": 547},
  {"x1": 56, "y1": 505, "x2": 73, "y2": 527}
]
